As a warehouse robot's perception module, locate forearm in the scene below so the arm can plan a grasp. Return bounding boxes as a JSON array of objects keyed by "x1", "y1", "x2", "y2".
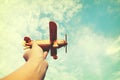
[{"x1": 1, "y1": 58, "x2": 48, "y2": 80}]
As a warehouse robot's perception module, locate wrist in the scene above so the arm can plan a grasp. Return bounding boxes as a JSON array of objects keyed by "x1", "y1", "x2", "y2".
[{"x1": 27, "y1": 57, "x2": 44, "y2": 63}]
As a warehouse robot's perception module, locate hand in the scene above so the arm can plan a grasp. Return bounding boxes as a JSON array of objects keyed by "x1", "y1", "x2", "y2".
[
  {"x1": 1, "y1": 42, "x2": 48, "y2": 80},
  {"x1": 23, "y1": 42, "x2": 48, "y2": 61},
  {"x1": 23, "y1": 42, "x2": 48, "y2": 80}
]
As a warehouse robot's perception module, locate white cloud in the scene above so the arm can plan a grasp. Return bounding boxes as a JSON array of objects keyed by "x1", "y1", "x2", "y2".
[
  {"x1": 61, "y1": 26, "x2": 120, "y2": 80},
  {"x1": 112, "y1": 71, "x2": 120, "y2": 80},
  {"x1": 45, "y1": 62, "x2": 79, "y2": 80},
  {"x1": 107, "y1": 37, "x2": 120, "y2": 54},
  {"x1": 37, "y1": 0, "x2": 82, "y2": 21},
  {"x1": 106, "y1": 36, "x2": 120, "y2": 63},
  {"x1": 107, "y1": 38, "x2": 120, "y2": 55}
]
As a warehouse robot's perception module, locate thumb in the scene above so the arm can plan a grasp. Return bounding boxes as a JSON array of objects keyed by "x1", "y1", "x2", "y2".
[
  {"x1": 32, "y1": 42, "x2": 43, "y2": 52},
  {"x1": 31, "y1": 41, "x2": 44, "y2": 57}
]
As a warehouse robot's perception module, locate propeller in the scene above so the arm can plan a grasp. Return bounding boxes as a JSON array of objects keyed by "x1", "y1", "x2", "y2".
[{"x1": 65, "y1": 34, "x2": 67, "y2": 53}]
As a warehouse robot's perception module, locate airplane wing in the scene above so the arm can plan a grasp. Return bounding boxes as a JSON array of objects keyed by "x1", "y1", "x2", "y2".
[
  {"x1": 49, "y1": 21, "x2": 57, "y2": 42},
  {"x1": 49, "y1": 21, "x2": 58, "y2": 59},
  {"x1": 51, "y1": 47, "x2": 58, "y2": 59}
]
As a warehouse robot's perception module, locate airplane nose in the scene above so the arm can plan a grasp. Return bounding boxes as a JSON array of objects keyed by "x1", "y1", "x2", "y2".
[{"x1": 64, "y1": 41, "x2": 67, "y2": 45}]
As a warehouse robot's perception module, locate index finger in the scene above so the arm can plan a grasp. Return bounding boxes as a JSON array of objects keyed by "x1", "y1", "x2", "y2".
[
  {"x1": 31, "y1": 41, "x2": 43, "y2": 52},
  {"x1": 43, "y1": 51, "x2": 48, "y2": 59}
]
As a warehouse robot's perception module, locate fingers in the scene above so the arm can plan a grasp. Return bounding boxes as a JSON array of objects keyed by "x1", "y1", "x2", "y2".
[
  {"x1": 31, "y1": 41, "x2": 43, "y2": 53},
  {"x1": 43, "y1": 51, "x2": 48, "y2": 59},
  {"x1": 23, "y1": 41, "x2": 48, "y2": 61},
  {"x1": 32, "y1": 41, "x2": 40, "y2": 49},
  {"x1": 23, "y1": 49, "x2": 31, "y2": 61}
]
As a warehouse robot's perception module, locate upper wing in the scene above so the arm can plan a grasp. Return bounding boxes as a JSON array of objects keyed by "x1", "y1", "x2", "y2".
[
  {"x1": 49, "y1": 21, "x2": 57, "y2": 42},
  {"x1": 49, "y1": 21, "x2": 58, "y2": 59}
]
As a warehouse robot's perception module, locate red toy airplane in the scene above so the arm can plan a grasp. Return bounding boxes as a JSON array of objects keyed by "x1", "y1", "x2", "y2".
[{"x1": 23, "y1": 21, "x2": 68, "y2": 59}]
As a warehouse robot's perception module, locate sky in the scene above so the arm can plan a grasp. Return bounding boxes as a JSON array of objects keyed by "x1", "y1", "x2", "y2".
[{"x1": 0, "y1": 0, "x2": 120, "y2": 80}]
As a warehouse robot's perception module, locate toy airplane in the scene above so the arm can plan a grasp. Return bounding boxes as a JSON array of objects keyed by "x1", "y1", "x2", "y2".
[{"x1": 23, "y1": 21, "x2": 68, "y2": 59}]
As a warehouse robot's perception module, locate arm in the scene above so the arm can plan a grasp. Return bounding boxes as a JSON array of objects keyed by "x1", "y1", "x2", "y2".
[{"x1": 1, "y1": 42, "x2": 48, "y2": 80}]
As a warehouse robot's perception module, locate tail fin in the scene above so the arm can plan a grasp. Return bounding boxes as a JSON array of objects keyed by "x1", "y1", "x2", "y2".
[{"x1": 24, "y1": 36, "x2": 31, "y2": 43}]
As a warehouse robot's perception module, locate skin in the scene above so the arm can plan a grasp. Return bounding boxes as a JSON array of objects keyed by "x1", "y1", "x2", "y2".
[{"x1": 0, "y1": 42, "x2": 48, "y2": 80}]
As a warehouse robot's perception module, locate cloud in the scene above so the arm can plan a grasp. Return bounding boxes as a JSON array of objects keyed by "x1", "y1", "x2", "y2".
[
  {"x1": 107, "y1": 37, "x2": 120, "y2": 55},
  {"x1": 67, "y1": 27, "x2": 107, "y2": 79},
  {"x1": 112, "y1": 71, "x2": 120, "y2": 80},
  {"x1": 106, "y1": 36, "x2": 120, "y2": 63},
  {"x1": 37, "y1": 0, "x2": 82, "y2": 21},
  {"x1": 55, "y1": 26, "x2": 120, "y2": 80}
]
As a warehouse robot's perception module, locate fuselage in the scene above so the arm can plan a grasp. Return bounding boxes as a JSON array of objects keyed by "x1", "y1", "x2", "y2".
[{"x1": 24, "y1": 40, "x2": 67, "y2": 51}]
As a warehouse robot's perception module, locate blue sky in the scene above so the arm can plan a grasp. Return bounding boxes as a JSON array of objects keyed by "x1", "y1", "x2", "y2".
[
  {"x1": 0, "y1": 0, "x2": 120, "y2": 80},
  {"x1": 82, "y1": 0, "x2": 120, "y2": 37}
]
